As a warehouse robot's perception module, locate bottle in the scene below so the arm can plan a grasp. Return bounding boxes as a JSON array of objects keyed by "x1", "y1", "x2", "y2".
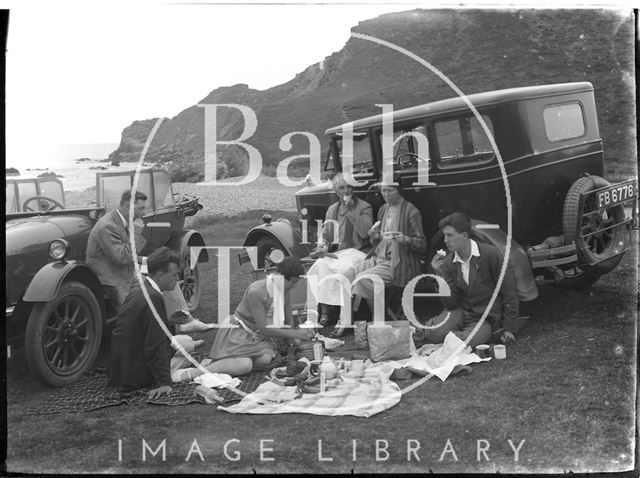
[
  {"x1": 319, "y1": 355, "x2": 338, "y2": 380},
  {"x1": 313, "y1": 341, "x2": 324, "y2": 362}
]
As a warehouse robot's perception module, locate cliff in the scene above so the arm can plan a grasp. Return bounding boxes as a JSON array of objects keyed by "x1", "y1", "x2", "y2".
[{"x1": 108, "y1": 9, "x2": 636, "y2": 182}]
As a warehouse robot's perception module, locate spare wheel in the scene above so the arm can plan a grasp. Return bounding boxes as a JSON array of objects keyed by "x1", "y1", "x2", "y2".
[{"x1": 562, "y1": 175, "x2": 626, "y2": 274}]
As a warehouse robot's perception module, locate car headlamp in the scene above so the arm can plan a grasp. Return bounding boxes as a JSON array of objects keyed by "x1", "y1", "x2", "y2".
[{"x1": 49, "y1": 239, "x2": 70, "y2": 261}]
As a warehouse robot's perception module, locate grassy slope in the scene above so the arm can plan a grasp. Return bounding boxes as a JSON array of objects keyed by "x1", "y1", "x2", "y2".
[{"x1": 6, "y1": 211, "x2": 637, "y2": 474}]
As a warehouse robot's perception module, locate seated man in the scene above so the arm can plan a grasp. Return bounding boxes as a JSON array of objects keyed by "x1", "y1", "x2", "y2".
[
  {"x1": 109, "y1": 247, "x2": 250, "y2": 398},
  {"x1": 424, "y1": 212, "x2": 520, "y2": 348},
  {"x1": 86, "y1": 189, "x2": 148, "y2": 309},
  {"x1": 350, "y1": 182, "x2": 426, "y2": 323},
  {"x1": 306, "y1": 172, "x2": 373, "y2": 326}
]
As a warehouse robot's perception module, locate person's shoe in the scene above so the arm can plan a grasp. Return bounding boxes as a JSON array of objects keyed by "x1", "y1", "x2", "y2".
[{"x1": 319, "y1": 314, "x2": 330, "y2": 328}]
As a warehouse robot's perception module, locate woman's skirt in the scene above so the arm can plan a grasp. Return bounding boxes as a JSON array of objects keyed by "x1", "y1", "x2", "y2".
[
  {"x1": 209, "y1": 316, "x2": 277, "y2": 360},
  {"x1": 307, "y1": 248, "x2": 367, "y2": 306}
]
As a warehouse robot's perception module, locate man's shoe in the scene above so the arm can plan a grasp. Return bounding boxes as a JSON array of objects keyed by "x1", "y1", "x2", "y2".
[{"x1": 319, "y1": 314, "x2": 330, "y2": 328}]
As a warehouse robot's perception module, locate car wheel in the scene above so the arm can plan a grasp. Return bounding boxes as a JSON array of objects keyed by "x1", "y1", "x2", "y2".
[
  {"x1": 256, "y1": 237, "x2": 287, "y2": 269},
  {"x1": 180, "y1": 251, "x2": 202, "y2": 312},
  {"x1": 25, "y1": 281, "x2": 102, "y2": 387},
  {"x1": 563, "y1": 175, "x2": 626, "y2": 272},
  {"x1": 559, "y1": 175, "x2": 626, "y2": 289}
]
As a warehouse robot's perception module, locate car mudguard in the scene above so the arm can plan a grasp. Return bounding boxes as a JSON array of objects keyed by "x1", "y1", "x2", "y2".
[
  {"x1": 22, "y1": 261, "x2": 104, "y2": 303},
  {"x1": 470, "y1": 220, "x2": 539, "y2": 302},
  {"x1": 242, "y1": 219, "x2": 312, "y2": 258},
  {"x1": 166, "y1": 230, "x2": 209, "y2": 263}
]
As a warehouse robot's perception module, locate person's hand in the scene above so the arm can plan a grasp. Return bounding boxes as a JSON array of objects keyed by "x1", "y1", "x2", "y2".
[
  {"x1": 132, "y1": 218, "x2": 145, "y2": 230},
  {"x1": 296, "y1": 328, "x2": 316, "y2": 341},
  {"x1": 501, "y1": 331, "x2": 516, "y2": 344},
  {"x1": 169, "y1": 310, "x2": 191, "y2": 325},
  {"x1": 311, "y1": 243, "x2": 328, "y2": 259},
  {"x1": 430, "y1": 254, "x2": 447, "y2": 273},
  {"x1": 148, "y1": 385, "x2": 172, "y2": 399},
  {"x1": 392, "y1": 233, "x2": 409, "y2": 244},
  {"x1": 368, "y1": 221, "x2": 381, "y2": 237}
]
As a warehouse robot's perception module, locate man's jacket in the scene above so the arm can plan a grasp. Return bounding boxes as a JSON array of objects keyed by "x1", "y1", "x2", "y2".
[
  {"x1": 438, "y1": 242, "x2": 520, "y2": 333},
  {"x1": 86, "y1": 209, "x2": 147, "y2": 299}
]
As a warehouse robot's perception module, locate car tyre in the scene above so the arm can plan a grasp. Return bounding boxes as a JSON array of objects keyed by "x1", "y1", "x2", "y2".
[
  {"x1": 560, "y1": 175, "x2": 626, "y2": 289},
  {"x1": 25, "y1": 281, "x2": 102, "y2": 387},
  {"x1": 180, "y1": 251, "x2": 202, "y2": 312}
]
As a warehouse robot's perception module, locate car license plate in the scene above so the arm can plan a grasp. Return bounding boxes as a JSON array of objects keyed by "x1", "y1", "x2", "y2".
[{"x1": 596, "y1": 180, "x2": 637, "y2": 209}]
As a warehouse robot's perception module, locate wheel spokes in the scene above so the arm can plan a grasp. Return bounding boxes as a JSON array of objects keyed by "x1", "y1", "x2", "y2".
[{"x1": 44, "y1": 296, "x2": 94, "y2": 373}]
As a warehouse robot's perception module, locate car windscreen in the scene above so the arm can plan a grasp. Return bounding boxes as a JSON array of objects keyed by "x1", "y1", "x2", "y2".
[
  {"x1": 98, "y1": 172, "x2": 153, "y2": 211},
  {"x1": 153, "y1": 171, "x2": 175, "y2": 209},
  {"x1": 335, "y1": 133, "x2": 374, "y2": 176},
  {"x1": 6, "y1": 183, "x2": 17, "y2": 213},
  {"x1": 17, "y1": 181, "x2": 38, "y2": 209},
  {"x1": 38, "y1": 180, "x2": 65, "y2": 206}
]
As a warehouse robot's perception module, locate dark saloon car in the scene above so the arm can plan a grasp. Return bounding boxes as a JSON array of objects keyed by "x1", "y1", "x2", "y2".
[{"x1": 243, "y1": 82, "x2": 636, "y2": 297}]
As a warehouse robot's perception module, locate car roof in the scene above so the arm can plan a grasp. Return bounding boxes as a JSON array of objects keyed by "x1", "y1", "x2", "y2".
[{"x1": 325, "y1": 82, "x2": 594, "y2": 135}]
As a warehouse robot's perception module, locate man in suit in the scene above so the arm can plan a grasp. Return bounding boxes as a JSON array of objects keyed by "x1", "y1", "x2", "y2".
[
  {"x1": 108, "y1": 247, "x2": 180, "y2": 398},
  {"x1": 86, "y1": 189, "x2": 148, "y2": 308},
  {"x1": 424, "y1": 212, "x2": 520, "y2": 347}
]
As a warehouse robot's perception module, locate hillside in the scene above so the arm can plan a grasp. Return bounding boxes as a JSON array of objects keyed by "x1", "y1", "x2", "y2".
[{"x1": 108, "y1": 9, "x2": 637, "y2": 182}]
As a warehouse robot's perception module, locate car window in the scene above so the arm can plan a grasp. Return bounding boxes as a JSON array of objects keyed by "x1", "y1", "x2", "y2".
[
  {"x1": 391, "y1": 125, "x2": 429, "y2": 172},
  {"x1": 38, "y1": 180, "x2": 65, "y2": 206},
  {"x1": 323, "y1": 142, "x2": 337, "y2": 172},
  {"x1": 543, "y1": 102, "x2": 585, "y2": 142},
  {"x1": 153, "y1": 171, "x2": 175, "y2": 209},
  {"x1": 6, "y1": 183, "x2": 17, "y2": 213},
  {"x1": 435, "y1": 115, "x2": 495, "y2": 169}
]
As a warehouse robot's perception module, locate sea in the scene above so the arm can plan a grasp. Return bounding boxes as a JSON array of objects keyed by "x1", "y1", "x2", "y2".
[{"x1": 5, "y1": 143, "x2": 150, "y2": 192}]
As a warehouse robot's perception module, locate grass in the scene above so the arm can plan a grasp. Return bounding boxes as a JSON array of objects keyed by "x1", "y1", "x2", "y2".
[{"x1": 5, "y1": 211, "x2": 638, "y2": 474}]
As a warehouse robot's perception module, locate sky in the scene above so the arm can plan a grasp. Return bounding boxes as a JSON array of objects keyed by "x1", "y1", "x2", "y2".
[
  {"x1": 3, "y1": 0, "x2": 413, "y2": 164},
  {"x1": 2, "y1": 0, "x2": 634, "y2": 165}
]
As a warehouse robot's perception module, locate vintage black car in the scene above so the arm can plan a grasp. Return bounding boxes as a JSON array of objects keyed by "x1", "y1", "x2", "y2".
[
  {"x1": 243, "y1": 82, "x2": 636, "y2": 298},
  {"x1": 6, "y1": 169, "x2": 208, "y2": 386}
]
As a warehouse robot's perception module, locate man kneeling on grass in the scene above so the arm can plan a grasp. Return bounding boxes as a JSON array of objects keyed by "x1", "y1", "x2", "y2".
[
  {"x1": 424, "y1": 212, "x2": 520, "y2": 348},
  {"x1": 108, "y1": 247, "x2": 250, "y2": 399}
]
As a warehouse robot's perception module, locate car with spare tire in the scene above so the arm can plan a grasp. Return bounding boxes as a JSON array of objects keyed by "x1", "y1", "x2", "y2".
[{"x1": 243, "y1": 82, "x2": 637, "y2": 300}]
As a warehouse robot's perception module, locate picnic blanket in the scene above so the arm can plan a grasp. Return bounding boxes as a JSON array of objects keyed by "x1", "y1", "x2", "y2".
[
  {"x1": 219, "y1": 363, "x2": 402, "y2": 417},
  {"x1": 218, "y1": 332, "x2": 489, "y2": 417}
]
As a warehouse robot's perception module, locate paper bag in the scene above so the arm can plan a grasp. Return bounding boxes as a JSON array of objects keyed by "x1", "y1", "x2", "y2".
[{"x1": 367, "y1": 321, "x2": 412, "y2": 362}]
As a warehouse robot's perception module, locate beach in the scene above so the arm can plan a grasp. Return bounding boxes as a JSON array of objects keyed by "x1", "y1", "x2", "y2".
[{"x1": 64, "y1": 175, "x2": 301, "y2": 217}]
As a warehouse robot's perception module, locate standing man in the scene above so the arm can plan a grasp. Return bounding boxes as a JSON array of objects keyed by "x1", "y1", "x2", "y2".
[
  {"x1": 86, "y1": 189, "x2": 148, "y2": 309},
  {"x1": 426, "y1": 212, "x2": 520, "y2": 347}
]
